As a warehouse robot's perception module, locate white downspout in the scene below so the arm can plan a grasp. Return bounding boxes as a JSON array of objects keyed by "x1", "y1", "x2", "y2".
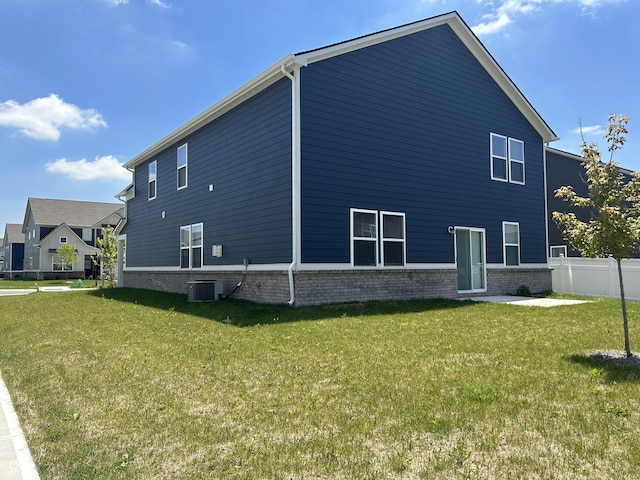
[{"x1": 282, "y1": 64, "x2": 301, "y2": 305}]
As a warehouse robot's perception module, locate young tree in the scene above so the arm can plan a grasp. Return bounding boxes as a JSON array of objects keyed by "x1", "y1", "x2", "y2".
[
  {"x1": 57, "y1": 242, "x2": 79, "y2": 280},
  {"x1": 94, "y1": 227, "x2": 118, "y2": 287},
  {"x1": 553, "y1": 114, "x2": 640, "y2": 357}
]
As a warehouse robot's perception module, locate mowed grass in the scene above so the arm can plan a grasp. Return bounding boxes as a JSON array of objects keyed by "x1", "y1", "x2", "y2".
[{"x1": 1, "y1": 289, "x2": 639, "y2": 479}]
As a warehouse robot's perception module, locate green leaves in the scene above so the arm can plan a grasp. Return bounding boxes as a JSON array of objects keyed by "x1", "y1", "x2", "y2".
[{"x1": 554, "y1": 114, "x2": 639, "y2": 261}]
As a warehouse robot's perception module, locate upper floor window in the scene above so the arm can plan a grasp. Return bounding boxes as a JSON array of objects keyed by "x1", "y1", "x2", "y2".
[
  {"x1": 491, "y1": 133, "x2": 525, "y2": 185},
  {"x1": 60, "y1": 237, "x2": 67, "y2": 244},
  {"x1": 503, "y1": 222, "x2": 520, "y2": 266},
  {"x1": 350, "y1": 208, "x2": 406, "y2": 267},
  {"x1": 180, "y1": 223, "x2": 202, "y2": 269},
  {"x1": 177, "y1": 144, "x2": 188, "y2": 190},
  {"x1": 82, "y1": 229, "x2": 92, "y2": 242},
  {"x1": 148, "y1": 160, "x2": 157, "y2": 200}
]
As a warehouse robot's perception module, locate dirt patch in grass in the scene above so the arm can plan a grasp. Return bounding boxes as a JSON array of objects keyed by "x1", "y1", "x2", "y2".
[{"x1": 589, "y1": 350, "x2": 640, "y2": 367}]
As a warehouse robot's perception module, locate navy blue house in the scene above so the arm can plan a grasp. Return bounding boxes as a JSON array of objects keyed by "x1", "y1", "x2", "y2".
[
  {"x1": 546, "y1": 146, "x2": 639, "y2": 259},
  {"x1": 120, "y1": 11, "x2": 558, "y2": 305}
]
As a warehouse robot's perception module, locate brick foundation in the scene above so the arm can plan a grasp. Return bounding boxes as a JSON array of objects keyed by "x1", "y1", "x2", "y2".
[{"x1": 123, "y1": 266, "x2": 551, "y2": 306}]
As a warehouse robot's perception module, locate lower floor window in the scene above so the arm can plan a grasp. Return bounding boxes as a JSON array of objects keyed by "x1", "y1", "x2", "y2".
[
  {"x1": 52, "y1": 255, "x2": 71, "y2": 271},
  {"x1": 503, "y1": 222, "x2": 520, "y2": 266},
  {"x1": 350, "y1": 208, "x2": 405, "y2": 267},
  {"x1": 180, "y1": 223, "x2": 203, "y2": 269},
  {"x1": 550, "y1": 245, "x2": 567, "y2": 258}
]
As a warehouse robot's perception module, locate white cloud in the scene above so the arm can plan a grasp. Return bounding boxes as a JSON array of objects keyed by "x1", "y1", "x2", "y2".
[
  {"x1": 46, "y1": 155, "x2": 131, "y2": 181},
  {"x1": 148, "y1": 0, "x2": 170, "y2": 8},
  {"x1": 0, "y1": 94, "x2": 107, "y2": 141},
  {"x1": 571, "y1": 124, "x2": 604, "y2": 135},
  {"x1": 104, "y1": 0, "x2": 129, "y2": 5},
  {"x1": 471, "y1": 0, "x2": 627, "y2": 36}
]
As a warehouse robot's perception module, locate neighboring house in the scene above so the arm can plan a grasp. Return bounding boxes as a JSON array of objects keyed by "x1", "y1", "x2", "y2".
[
  {"x1": 120, "y1": 11, "x2": 558, "y2": 305},
  {"x1": 21, "y1": 198, "x2": 124, "y2": 279},
  {"x1": 546, "y1": 146, "x2": 638, "y2": 258},
  {"x1": 2, "y1": 224, "x2": 25, "y2": 278}
]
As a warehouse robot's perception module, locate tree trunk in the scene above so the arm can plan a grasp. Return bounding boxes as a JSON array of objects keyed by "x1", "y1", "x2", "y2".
[{"x1": 616, "y1": 258, "x2": 632, "y2": 357}]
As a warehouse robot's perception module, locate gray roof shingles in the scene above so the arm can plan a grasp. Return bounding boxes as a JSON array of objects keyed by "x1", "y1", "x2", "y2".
[{"x1": 26, "y1": 198, "x2": 123, "y2": 228}]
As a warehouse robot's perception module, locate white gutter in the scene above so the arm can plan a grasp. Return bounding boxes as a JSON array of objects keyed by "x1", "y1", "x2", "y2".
[{"x1": 281, "y1": 64, "x2": 302, "y2": 305}]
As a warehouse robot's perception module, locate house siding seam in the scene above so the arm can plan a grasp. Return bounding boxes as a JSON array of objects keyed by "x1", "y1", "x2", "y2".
[
  {"x1": 124, "y1": 78, "x2": 293, "y2": 269},
  {"x1": 299, "y1": 23, "x2": 547, "y2": 266}
]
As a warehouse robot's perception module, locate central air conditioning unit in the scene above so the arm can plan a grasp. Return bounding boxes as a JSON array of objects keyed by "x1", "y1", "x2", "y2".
[{"x1": 187, "y1": 281, "x2": 223, "y2": 302}]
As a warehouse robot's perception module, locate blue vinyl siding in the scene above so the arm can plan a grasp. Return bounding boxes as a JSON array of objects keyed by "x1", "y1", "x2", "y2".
[
  {"x1": 125, "y1": 78, "x2": 293, "y2": 267},
  {"x1": 300, "y1": 24, "x2": 547, "y2": 265}
]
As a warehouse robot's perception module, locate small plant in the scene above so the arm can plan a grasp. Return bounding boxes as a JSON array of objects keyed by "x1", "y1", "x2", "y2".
[{"x1": 515, "y1": 284, "x2": 532, "y2": 297}]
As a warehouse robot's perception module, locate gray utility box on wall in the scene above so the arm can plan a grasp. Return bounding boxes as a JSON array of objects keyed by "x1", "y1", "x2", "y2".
[{"x1": 188, "y1": 281, "x2": 223, "y2": 302}]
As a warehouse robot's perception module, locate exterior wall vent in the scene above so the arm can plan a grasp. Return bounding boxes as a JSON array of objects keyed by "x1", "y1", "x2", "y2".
[{"x1": 187, "y1": 280, "x2": 223, "y2": 302}]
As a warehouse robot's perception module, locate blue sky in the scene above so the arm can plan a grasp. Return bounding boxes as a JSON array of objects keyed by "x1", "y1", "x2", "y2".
[{"x1": 1, "y1": 0, "x2": 638, "y2": 235}]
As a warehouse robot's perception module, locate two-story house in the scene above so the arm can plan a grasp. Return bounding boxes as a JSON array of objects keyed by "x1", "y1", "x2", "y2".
[
  {"x1": 22, "y1": 198, "x2": 124, "y2": 279},
  {"x1": 119, "y1": 11, "x2": 558, "y2": 305},
  {"x1": 2, "y1": 224, "x2": 25, "y2": 278}
]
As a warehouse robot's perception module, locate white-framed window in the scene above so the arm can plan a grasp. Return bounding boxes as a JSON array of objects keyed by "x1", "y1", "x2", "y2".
[
  {"x1": 52, "y1": 255, "x2": 71, "y2": 271},
  {"x1": 177, "y1": 144, "x2": 188, "y2": 190},
  {"x1": 82, "y1": 229, "x2": 92, "y2": 242},
  {"x1": 351, "y1": 209, "x2": 377, "y2": 266},
  {"x1": 550, "y1": 245, "x2": 567, "y2": 258},
  {"x1": 350, "y1": 208, "x2": 406, "y2": 267},
  {"x1": 180, "y1": 223, "x2": 203, "y2": 269},
  {"x1": 60, "y1": 237, "x2": 67, "y2": 244},
  {"x1": 148, "y1": 160, "x2": 157, "y2": 200},
  {"x1": 381, "y1": 211, "x2": 406, "y2": 266},
  {"x1": 503, "y1": 222, "x2": 520, "y2": 266},
  {"x1": 491, "y1": 133, "x2": 525, "y2": 185}
]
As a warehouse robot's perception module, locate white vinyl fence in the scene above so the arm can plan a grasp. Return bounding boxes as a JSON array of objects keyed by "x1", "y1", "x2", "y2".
[{"x1": 550, "y1": 256, "x2": 640, "y2": 300}]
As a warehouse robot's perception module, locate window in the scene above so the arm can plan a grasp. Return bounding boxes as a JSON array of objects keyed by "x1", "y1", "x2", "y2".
[
  {"x1": 52, "y1": 255, "x2": 71, "y2": 271},
  {"x1": 503, "y1": 222, "x2": 520, "y2": 266},
  {"x1": 550, "y1": 245, "x2": 567, "y2": 258},
  {"x1": 82, "y1": 229, "x2": 92, "y2": 242},
  {"x1": 177, "y1": 144, "x2": 188, "y2": 190},
  {"x1": 180, "y1": 223, "x2": 203, "y2": 269},
  {"x1": 60, "y1": 237, "x2": 67, "y2": 244},
  {"x1": 491, "y1": 133, "x2": 525, "y2": 184},
  {"x1": 148, "y1": 160, "x2": 157, "y2": 200},
  {"x1": 381, "y1": 211, "x2": 406, "y2": 266},
  {"x1": 351, "y1": 209, "x2": 406, "y2": 267}
]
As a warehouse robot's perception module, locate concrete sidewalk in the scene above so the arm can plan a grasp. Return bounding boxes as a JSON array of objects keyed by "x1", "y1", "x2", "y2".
[
  {"x1": 0, "y1": 373, "x2": 40, "y2": 480},
  {"x1": 467, "y1": 295, "x2": 590, "y2": 307}
]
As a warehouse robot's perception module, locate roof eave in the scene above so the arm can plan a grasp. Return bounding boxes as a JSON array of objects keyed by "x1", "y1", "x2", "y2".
[{"x1": 124, "y1": 54, "x2": 299, "y2": 169}]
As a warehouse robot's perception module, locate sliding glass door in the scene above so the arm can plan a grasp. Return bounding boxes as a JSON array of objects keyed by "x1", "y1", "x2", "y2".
[{"x1": 455, "y1": 227, "x2": 486, "y2": 292}]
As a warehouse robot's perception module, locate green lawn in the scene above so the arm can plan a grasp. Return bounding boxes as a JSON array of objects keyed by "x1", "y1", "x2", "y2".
[
  {"x1": 0, "y1": 278, "x2": 88, "y2": 289},
  {"x1": 0, "y1": 289, "x2": 639, "y2": 479}
]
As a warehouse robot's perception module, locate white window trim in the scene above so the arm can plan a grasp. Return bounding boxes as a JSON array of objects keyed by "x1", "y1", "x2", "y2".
[
  {"x1": 350, "y1": 208, "x2": 378, "y2": 267},
  {"x1": 509, "y1": 138, "x2": 525, "y2": 185},
  {"x1": 490, "y1": 133, "x2": 508, "y2": 183},
  {"x1": 82, "y1": 228, "x2": 92, "y2": 242},
  {"x1": 491, "y1": 133, "x2": 525, "y2": 185},
  {"x1": 502, "y1": 221, "x2": 521, "y2": 266},
  {"x1": 148, "y1": 160, "x2": 157, "y2": 201},
  {"x1": 177, "y1": 143, "x2": 188, "y2": 190},
  {"x1": 350, "y1": 208, "x2": 406, "y2": 268},
  {"x1": 180, "y1": 222, "x2": 203, "y2": 269},
  {"x1": 380, "y1": 211, "x2": 406, "y2": 267},
  {"x1": 550, "y1": 245, "x2": 567, "y2": 258},
  {"x1": 52, "y1": 255, "x2": 72, "y2": 271}
]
